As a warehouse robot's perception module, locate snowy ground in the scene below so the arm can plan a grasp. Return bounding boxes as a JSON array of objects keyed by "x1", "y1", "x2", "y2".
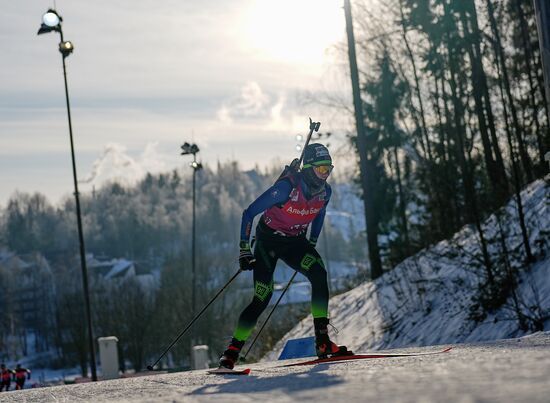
[{"x1": 1, "y1": 332, "x2": 549, "y2": 403}]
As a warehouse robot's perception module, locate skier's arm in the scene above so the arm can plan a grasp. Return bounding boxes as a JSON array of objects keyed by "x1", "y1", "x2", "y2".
[
  {"x1": 240, "y1": 179, "x2": 293, "y2": 243},
  {"x1": 309, "y1": 185, "x2": 332, "y2": 246}
]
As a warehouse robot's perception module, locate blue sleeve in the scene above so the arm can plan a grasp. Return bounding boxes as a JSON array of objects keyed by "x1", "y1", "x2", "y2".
[
  {"x1": 309, "y1": 185, "x2": 332, "y2": 244},
  {"x1": 240, "y1": 179, "x2": 293, "y2": 242}
]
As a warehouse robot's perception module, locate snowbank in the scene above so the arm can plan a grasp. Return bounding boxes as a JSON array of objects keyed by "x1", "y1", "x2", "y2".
[{"x1": 264, "y1": 179, "x2": 550, "y2": 360}]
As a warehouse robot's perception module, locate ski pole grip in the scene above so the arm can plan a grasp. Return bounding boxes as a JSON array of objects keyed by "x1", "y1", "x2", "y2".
[
  {"x1": 308, "y1": 118, "x2": 321, "y2": 133},
  {"x1": 299, "y1": 118, "x2": 321, "y2": 165}
]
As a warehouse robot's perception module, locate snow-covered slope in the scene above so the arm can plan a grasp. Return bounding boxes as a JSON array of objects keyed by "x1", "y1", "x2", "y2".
[{"x1": 264, "y1": 179, "x2": 550, "y2": 360}]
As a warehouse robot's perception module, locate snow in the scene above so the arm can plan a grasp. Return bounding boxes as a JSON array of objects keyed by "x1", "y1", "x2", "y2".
[
  {"x1": 1, "y1": 332, "x2": 549, "y2": 402},
  {"x1": 104, "y1": 259, "x2": 134, "y2": 280}
]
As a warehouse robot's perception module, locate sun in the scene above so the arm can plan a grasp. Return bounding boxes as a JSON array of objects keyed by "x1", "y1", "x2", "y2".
[{"x1": 241, "y1": 0, "x2": 345, "y2": 65}]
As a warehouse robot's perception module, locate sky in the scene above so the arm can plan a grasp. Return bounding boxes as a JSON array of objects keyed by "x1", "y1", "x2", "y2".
[{"x1": 0, "y1": 0, "x2": 355, "y2": 207}]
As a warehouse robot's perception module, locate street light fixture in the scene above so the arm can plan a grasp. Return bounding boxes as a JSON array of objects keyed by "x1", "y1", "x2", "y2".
[
  {"x1": 37, "y1": 9, "x2": 97, "y2": 382},
  {"x1": 39, "y1": 9, "x2": 61, "y2": 31},
  {"x1": 180, "y1": 142, "x2": 203, "y2": 341}
]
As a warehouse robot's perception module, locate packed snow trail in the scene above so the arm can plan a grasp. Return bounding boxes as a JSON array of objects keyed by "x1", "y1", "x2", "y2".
[{"x1": 2, "y1": 333, "x2": 549, "y2": 403}]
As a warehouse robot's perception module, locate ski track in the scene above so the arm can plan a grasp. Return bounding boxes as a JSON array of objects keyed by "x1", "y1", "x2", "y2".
[{"x1": 2, "y1": 333, "x2": 549, "y2": 403}]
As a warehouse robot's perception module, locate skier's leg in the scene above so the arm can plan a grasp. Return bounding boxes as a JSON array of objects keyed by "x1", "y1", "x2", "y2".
[
  {"x1": 220, "y1": 238, "x2": 277, "y2": 368},
  {"x1": 282, "y1": 239, "x2": 350, "y2": 358},
  {"x1": 281, "y1": 239, "x2": 329, "y2": 319}
]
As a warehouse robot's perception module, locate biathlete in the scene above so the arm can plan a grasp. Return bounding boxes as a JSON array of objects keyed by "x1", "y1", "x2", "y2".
[
  {"x1": 0, "y1": 364, "x2": 14, "y2": 392},
  {"x1": 219, "y1": 143, "x2": 349, "y2": 369},
  {"x1": 14, "y1": 364, "x2": 31, "y2": 390}
]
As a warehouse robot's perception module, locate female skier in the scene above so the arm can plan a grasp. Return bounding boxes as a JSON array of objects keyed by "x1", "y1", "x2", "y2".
[{"x1": 219, "y1": 143, "x2": 348, "y2": 369}]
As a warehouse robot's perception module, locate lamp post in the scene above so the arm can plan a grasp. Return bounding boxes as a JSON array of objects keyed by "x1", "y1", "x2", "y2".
[
  {"x1": 37, "y1": 9, "x2": 97, "y2": 382},
  {"x1": 180, "y1": 143, "x2": 202, "y2": 339}
]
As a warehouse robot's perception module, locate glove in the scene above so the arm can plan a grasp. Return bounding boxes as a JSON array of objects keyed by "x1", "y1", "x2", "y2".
[
  {"x1": 289, "y1": 158, "x2": 300, "y2": 171},
  {"x1": 239, "y1": 241, "x2": 256, "y2": 271}
]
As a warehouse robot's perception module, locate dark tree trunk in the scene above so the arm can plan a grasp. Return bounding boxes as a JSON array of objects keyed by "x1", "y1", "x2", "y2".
[
  {"x1": 365, "y1": 157, "x2": 383, "y2": 279},
  {"x1": 486, "y1": 0, "x2": 534, "y2": 262},
  {"x1": 393, "y1": 146, "x2": 411, "y2": 256},
  {"x1": 444, "y1": 15, "x2": 494, "y2": 283},
  {"x1": 399, "y1": 0, "x2": 432, "y2": 162},
  {"x1": 459, "y1": 1, "x2": 509, "y2": 205},
  {"x1": 513, "y1": 0, "x2": 540, "y2": 179}
]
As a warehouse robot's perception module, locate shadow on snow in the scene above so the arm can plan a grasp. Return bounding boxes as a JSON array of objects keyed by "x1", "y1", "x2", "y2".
[{"x1": 190, "y1": 365, "x2": 344, "y2": 395}]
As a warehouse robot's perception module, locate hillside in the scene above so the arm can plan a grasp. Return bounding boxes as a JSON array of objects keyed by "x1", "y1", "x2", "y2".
[{"x1": 265, "y1": 179, "x2": 550, "y2": 360}]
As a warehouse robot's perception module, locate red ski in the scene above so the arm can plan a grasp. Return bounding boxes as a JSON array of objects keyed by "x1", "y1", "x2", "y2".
[
  {"x1": 207, "y1": 367, "x2": 251, "y2": 375},
  {"x1": 281, "y1": 347, "x2": 453, "y2": 367}
]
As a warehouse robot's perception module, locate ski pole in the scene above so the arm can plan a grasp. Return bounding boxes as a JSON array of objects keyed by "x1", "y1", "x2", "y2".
[
  {"x1": 147, "y1": 269, "x2": 243, "y2": 371},
  {"x1": 240, "y1": 271, "x2": 298, "y2": 362}
]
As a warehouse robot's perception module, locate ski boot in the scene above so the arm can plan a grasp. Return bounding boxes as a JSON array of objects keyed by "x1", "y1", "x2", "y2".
[
  {"x1": 314, "y1": 317, "x2": 352, "y2": 359},
  {"x1": 218, "y1": 338, "x2": 245, "y2": 370}
]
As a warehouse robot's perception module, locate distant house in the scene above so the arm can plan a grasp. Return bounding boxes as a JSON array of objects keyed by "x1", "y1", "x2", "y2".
[{"x1": 86, "y1": 254, "x2": 158, "y2": 292}]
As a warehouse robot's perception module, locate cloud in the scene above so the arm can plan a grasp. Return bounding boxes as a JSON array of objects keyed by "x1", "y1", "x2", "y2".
[
  {"x1": 216, "y1": 81, "x2": 273, "y2": 123},
  {"x1": 215, "y1": 81, "x2": 341, "y2": 138},
  {"x1": 79, "y1": 142, "x2": 168, "y2": 187}
]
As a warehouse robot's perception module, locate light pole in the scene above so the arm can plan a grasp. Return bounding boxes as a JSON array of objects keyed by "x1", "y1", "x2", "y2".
[
  {"x1": 37, "y1": 9, "x2": 97, "y2": 382},
  {"x1": 180, "y1": 142, "x2": 202, "y2": 340}
]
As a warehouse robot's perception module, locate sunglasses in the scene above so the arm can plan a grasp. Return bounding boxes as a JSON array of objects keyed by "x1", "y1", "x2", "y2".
[
  {"x1": 314, "y1": 164, "x2": 333, "y2": 175},
  {"x1": 303, "y1": 162, "x2": 333, "y2": 175}
]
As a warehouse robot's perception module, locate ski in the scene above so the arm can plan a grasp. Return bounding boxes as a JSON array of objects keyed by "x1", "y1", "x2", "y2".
[
  {"x1": 207, "y1": 367, "x2": 251, "y2": 375},
  {"x1": 281, "y1": 347, "x2": 452, "y2": 367}
]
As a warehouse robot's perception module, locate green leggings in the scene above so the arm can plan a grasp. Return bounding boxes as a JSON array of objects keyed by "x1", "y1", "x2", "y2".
[{"x1": 233, "y1": 225, "x2": 329, "y2": 342}]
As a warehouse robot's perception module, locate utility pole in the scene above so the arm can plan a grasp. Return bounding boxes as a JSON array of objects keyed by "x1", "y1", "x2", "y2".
[{"x1": 343, "y1": 0, "x2": 383, "y2": 279}]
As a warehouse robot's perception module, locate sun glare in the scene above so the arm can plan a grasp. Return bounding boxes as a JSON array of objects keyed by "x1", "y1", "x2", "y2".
[{"x1": 242, "y1": 0, "x2": 345, "y2": 65}]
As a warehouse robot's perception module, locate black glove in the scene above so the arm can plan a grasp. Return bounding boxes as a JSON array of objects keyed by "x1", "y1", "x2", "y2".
[
  {"x1": 239, "y1": 241, "x2": 256, "y2": 271},
  {"x1": 289, "y1": 158, "x2": 300, "y2": 171}
]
